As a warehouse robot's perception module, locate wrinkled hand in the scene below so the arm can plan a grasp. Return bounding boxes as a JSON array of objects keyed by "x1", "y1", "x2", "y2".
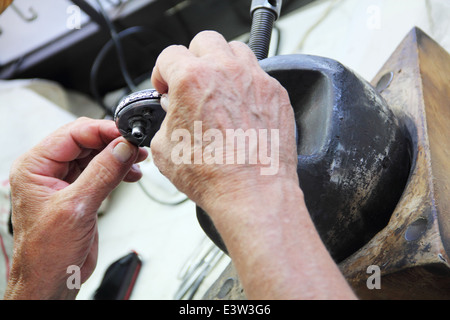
[
  {"x1": 150, "y1": 31, "x2": 298, "y2": 213},
  {"x1": 4, "y1": 117, "x2": 147, "y2": 299},
  {"x1": 149, "y1": 31, "x2": 356, "y2": 300}
]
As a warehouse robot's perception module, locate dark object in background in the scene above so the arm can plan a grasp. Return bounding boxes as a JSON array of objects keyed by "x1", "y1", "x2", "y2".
[
  {"x1": 93, "y1": 251, "x2": 142, "y2": 300},
  {"x1": 0, "y1": 0, "x2": 316, "y2": 103}
]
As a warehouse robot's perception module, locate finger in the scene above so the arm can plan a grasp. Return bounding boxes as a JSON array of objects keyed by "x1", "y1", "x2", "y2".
[
  {"x1": 64, "y1": 138, "x2": 139, "y2": 210},
  {"x1": 160, "y1": 94, "x2": 170, "y2": 112},
  {"x1": 24, "y1": 118, "x2": 121, "y2": 178},
  {"x1": 149, "y1": 116, "x2": 173, "y2": 181},
  {"x1": 189, "y1": 31, "x2": 234, "y2": 58},
  {"x1": 151, "y1": 44, "x2": 194, "y2": 94},
  {"x1": 64, "y1": 161, "x2": 83, "y2": 184},
  {"x1": 73, "y1": 147, "x2": 146, "y2": 173},
  {"x1": 123, "y1": 164, "x2": 143, "y2": 183},
  {"x1": 64, "y1": 147, "x2": 147, "y2": 184},
  {"x1": 77, "y1": 148, "x2": 94, "y2": 160},
  {"x1": 36, "y1": 118, "x2": 120, "y2": 163},
  {"x1": 123, "y1": 149, "x2": 147, "y2": 182},
  {"x1": 62, "y1": 150, "x2": 100, "y2": 184},
  {"x1": 136, "y1": 147, "x2": 149, "y2": 164},
  {"x1": 76, "y1": 150, "x2": 99, "y2": 169},
  {"x1": 229, "y1": 40, "x2": 260, "y2": 65}
]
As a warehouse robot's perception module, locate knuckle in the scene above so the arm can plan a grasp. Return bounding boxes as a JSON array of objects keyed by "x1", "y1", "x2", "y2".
[
  {"x1": 192, "y1": 30, "x2": 222, "y2": 44},
  {"x1": 230, "y1": 40, "x2": 257, "y2": 59},
  {"x1": 75, "y1": 116, "x2": 92, "y2": 125},
  {"x1": 70, "y1": 117, "x2": 94, "y2": 132},
  {"x1": 176, "y1": 61, "x2": 206, "y2": 90},
  {"x1": 162, "y1": 44, "x2": 187, "y2": 56},
  {"x1": 150, "y1": 136, "x2": 162, "y2": 155}
]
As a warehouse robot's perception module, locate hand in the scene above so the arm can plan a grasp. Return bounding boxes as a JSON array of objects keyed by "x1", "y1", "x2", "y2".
[
  {"x1": 150, "y1": 31, "x2": 356, "y2": 299},
  {"x1": 150, "y1": 31, "x2": 299, "y2": 214},
  {"x1": 4, "y1": 117, "x2": 148, "y2": 299}
]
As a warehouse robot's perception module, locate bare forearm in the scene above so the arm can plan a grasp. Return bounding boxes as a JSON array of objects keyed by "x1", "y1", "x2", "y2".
[
  {"x1": 206, "y1": 179, "x2": 357, "y2": 300},
  {"x1": 4, "y1": 279, "x2": 78, "y2": 300},
  {"x1": 4, "y1": 239, "x2": 80, "y2": 300}
]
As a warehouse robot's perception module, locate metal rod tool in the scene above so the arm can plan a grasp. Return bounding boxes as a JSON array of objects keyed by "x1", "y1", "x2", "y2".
[{"x1": 248, "y1": 0, "x2": 282, "y2": 60}]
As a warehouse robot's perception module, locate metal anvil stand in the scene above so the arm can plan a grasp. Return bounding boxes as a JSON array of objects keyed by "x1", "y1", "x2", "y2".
[{"x1": 202, "y1": 27, "x2": 450, "y2": 300}]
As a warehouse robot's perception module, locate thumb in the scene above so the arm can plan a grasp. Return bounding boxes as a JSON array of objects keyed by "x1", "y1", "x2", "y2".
[{"x1": 65, "y1": 138, "x2": 138, "y2": 211}]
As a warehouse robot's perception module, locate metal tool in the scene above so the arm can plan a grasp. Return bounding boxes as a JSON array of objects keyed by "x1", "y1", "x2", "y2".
[
  {"x1": 248, "y1": 0, "x2": 282, "y2": 61},
  {"x1": 174, "y1": 241, "x2": 225, "y2": 300},
  {"x1": 114, "y1": 89, "x2": 166, "y2": 147}
]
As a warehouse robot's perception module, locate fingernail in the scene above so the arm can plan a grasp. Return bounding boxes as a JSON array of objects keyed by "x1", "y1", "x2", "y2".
[
  {"x1": 112, "y1": 142, "x2": 133, "y2": 163},
  {"x1": 131, "y1": 164, "x2": 142, "y2": 174},
  {"x1": 161, "y1": 94, "x2": 169, "y2": 111}
]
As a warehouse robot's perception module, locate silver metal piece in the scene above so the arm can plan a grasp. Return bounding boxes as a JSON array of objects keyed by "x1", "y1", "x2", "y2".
[
  {"x1": 248, "y1": 0, "x2": 283, "y2": 61},
  {"x1": 114, "y1": 88, "x2": 165, "y2": 147},
  {"x1": 131, "y1": 122, "x2": 145, "y2": 139},
  {"x1": 174, "y1": 240, "x2": 226, "y2": 300},
  {"x1": 250, "y1": 0, "x2": 282, "y2": 19},
  {"x1": 115, "y1": 89, "x2": 162, "y2": 118},
  {"x1": 376, "y1": 71, "x2": 394, "y2": 93},
  {"x1": 177, "y1": 237, "x2": 211, "y2": 280}
]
